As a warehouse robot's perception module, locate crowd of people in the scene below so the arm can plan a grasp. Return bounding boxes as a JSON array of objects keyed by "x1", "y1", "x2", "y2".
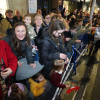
[{"x1": 0, "y1": 8, "x2": 100, "y2": 100}]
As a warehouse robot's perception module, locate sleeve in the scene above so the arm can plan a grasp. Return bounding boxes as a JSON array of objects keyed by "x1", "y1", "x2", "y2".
[
  {"x1": 51, "y1": 73, "x2": 66, "y2": 88},
  {"x1": 0, "y1": 19, "x2": 12, "y2": 37},
  {"x1": 4, "y1": 41, "x2": 18, "y2": 76},
  {"x1": 41, "y1": 39, "x2": 60, "y2": 60},
  {"x1": 74, "y1": 28, "x2": 90, "y2": 39},
  {"x1": 25, "y1": 45, "x2": 34, "y2": 64}
]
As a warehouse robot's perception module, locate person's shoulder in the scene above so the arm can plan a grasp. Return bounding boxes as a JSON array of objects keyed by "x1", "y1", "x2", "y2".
[
  {"x1": 28, "y1": 24, "x2": 34, "y2": 28},
  {"x1": 0, "y1": 40, "x2": 9, "y2": 47},
  {"x1": 13, "y1": 16, "x2": 17, "y2": 18},
  {"x1": 0, "y1": 40, "x2": 7, "y2": 44},
  {"x1": 0, "y1": 18, "x2": 8, "y2": 23}
]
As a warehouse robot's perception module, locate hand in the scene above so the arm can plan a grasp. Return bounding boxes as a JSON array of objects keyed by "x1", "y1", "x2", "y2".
[
  {"x1": 75, "y1": 40, "x2": 81, "y2": 43},
  {"x1": 66, "y1": 38, "x2": 71, "y2": 41},
  {"x1": 90, "y1": 27, "x2": 96, "y2": 30},
  {"x1": 60, "y1": 53, "x2": 67, "y2": 60},
  {"x1": 65, "y1": 57, "x2": 69, "y2": 64},
  {"x1": 64, "y1": 28, "x2": 69, "y2": 32},
  {"x1": 66, "y1": 84, "x2": 70, "y2": 88},
  {"x1": 18, "y1": 61, "x2": 22, "y2": 67},
  {"x1": 0, "y1": 35, "x2": 2, "y2": 39},
  {"x1": 31, "y1": 45, "x2": 38, "y2": 50},
  {"x1": 30, "y1": 63, "x2": 36, "y2": 68},
  {"x1": 1, "y1": 68, "x2": 12, "y2": 79}
]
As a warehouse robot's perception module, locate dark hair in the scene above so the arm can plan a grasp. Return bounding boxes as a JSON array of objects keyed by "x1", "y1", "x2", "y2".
[
  {"x1": 8, "y1": 84, "x2": 26, "y2": 100},
  {"x1": 48, "y1": 19, "x2": 65, "y2": 47},
  {"x1": 48, "y1": 19, "x2": 65, "y2": 38},
  {"x1": 51, "y1": 14, "x2": 58, "y2": 22},
  {"x1": 36, "y1": 9, "x2": 42, "y2": 12},
  {"x1": 32, "y1": 72, "x2": 43, "y2": 81},
  {"x1": 12, "y1": 22, "x2": 30, "y2": 54}
]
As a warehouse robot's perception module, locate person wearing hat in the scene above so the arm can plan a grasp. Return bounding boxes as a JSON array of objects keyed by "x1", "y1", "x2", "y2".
[{"x1": 0, "y1": 9, "x2": 16, "y2": 39}]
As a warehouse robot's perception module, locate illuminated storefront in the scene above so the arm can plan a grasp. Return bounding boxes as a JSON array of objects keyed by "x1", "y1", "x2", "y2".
[{"x1": 0, "y1": 0, "x2": 8, "y2": 17}]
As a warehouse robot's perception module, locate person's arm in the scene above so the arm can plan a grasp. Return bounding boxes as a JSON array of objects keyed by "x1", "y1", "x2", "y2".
[
  {"x1": 41, "y1": 39, "x2": 60, "y2": 60},
  {"x1": 25, "y1": 45, "x2": 34, "y2": 64},
  {"x1": 51, "y1": 73, "x2": 66, "y2": 88},
  {"x1": 3, "y1": 40, "x2": 18, "y2": 76}
]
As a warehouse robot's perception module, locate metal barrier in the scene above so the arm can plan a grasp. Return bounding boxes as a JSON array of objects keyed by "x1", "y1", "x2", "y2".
[{"x1": 52, "y1": 44, "x2": 88, "y2": 100}]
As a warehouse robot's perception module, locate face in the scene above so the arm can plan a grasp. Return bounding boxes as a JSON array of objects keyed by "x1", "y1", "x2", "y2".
[
  {"x1": 37, "y1": 75, "x2": 44, "y2": 82},
  {"x1": 35, "y1": 16, "x2": 43, "y2": 26},
  {"x1": 53, "y1": 29, "x2": 64, "y2": 37},
  {"x1": 44, "y1": 15, "x2": 51, "y2": 24},
  {"x1": 15, "y1": 10, "x2": 20, "y2": 17},
  {"x1": 52, "y1": 17, "x2": 57, "y2": 21},
  {"x1": 58, "y1": 14, "x2": 62, "y2": 19},
  {"x1": 15, "y1": 25, "x2": 26, "y2": 40},
  {"x1": 24, "y1": 16, "x2": 31, "y2": 25},
  {"x1": 6, "y1": 12, "x2": 13, "y2": 19},
  {"x1": 78, "y1": 21, "x2": 83, "y2": 26},
  {"x1": 37, "y1": 9, "x2": 42, "y2": 15}
]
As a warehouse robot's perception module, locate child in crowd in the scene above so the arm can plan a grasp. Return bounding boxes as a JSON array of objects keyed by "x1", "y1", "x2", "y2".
[
  {"x1": 50, "y1": 59, "x2": 69, "y2": 88},
  {"x1": 28, "y1": 72, "x2": 47, "y2": 97},
  {"x1": 6, "y1": 83, "x2": 27, "y2": 100},
  {"x1": 23, "y1": 14, "x2": 39, "y2": 61},
  {"x1": 43, "y1": 14, "x2": 51, "y2": 27},
  {"x1": 23, "y1": 14, "x2": 36, "y2": 41},
  {"x1": 64, "y1": 26, "x2": 82, "y2": 53}
]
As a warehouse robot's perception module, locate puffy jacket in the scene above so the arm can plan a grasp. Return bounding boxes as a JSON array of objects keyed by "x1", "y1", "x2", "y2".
[
  {"x1": 28, "y1": 78, "x2": 47, "y2": 97},
  {"x1": 0, "y1": 40, "x2": 17, "y2": 100},
  {"x1": 40, "y1": 35, "x2": 67, "y2": 78},
  {"x1": 0, "y1": 18, "x2": 12, "y2": 37}
]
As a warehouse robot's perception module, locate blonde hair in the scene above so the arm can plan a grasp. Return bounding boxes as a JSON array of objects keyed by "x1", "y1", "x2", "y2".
[
  {"x1": 34, "y1": 14, "x2": 43, "y2": 21},
  {"x1": 51, "y1": 59, "x2": 65, "y2": 74}
]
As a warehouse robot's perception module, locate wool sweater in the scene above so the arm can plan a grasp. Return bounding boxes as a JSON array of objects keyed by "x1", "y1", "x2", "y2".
[{"x1": 50, "y1": 71, "x2": 66, "y2": 88}]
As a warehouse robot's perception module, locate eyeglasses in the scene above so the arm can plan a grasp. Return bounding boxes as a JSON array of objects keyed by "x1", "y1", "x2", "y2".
[{"x1": 45, "y1": 17, "x2": 51, "y2": 19}]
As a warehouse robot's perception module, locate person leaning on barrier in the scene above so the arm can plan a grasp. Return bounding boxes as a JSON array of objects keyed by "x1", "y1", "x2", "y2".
[{"x1": 40, "y1": 19, "x2": 69, "y2": 79}]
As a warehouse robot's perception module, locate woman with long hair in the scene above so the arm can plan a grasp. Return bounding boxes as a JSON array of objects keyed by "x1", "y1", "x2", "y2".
[
  {"x1": 6, "y1": 83, "x2": 27, "y2": 100},
  {"x1": 40, "y1": 19, "x2": 69, "y2": 79},
  {"x1": 3, "y1": 22, "x2": 44, "y2": 82},
  {"x1": 4, "y1": 22, "x2": 36, "y2": 68}
]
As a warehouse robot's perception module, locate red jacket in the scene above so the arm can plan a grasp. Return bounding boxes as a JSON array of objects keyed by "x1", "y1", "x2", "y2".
[
  {"x1": 50, "y1": 71, "x2": 66, "y2": 88},
  {"x1": 0, "y1": 40, "x2": 18, "y2": 100}
]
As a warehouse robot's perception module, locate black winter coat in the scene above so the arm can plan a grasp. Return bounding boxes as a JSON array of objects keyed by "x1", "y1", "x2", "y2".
[
  {"x1": 3, "y1": 28, "x2": 34, "y2": 64},
  {"x1": 40, "y1": 34, "x2": 67, "y2": 78}
]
